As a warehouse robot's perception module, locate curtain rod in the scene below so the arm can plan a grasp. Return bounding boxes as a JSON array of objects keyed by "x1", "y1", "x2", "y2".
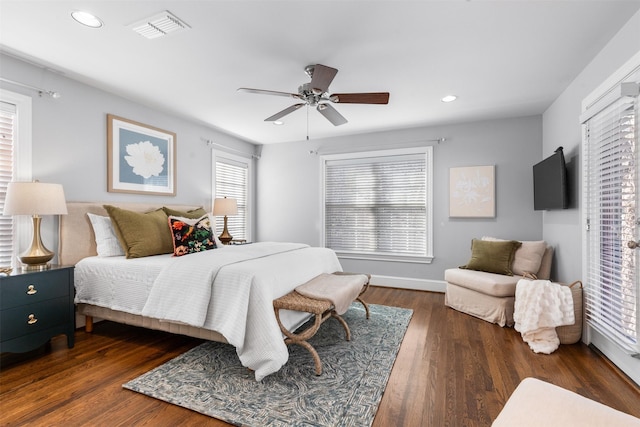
[
  {"x1": 0, "y1": 77, "x2": 61, "y2": 98},
  {"x1": 203, "y1": 138, "x2": 261, "y2": 159},
  {"x1": 308, "y1": 137, "x2": 446, "y2": 155}
]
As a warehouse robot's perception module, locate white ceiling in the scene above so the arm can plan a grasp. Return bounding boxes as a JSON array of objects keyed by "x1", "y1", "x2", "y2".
[{"x1": 1, "y1": 1, "x2": 639, "y2": 145}]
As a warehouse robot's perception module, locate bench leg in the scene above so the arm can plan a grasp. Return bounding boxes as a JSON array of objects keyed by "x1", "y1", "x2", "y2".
[
  {"x1": 275, "y1": 308, "x2": 327, "y2": 375},
  {"x1": 356, "y1": 297, "x2": 370, "y2": 319},
  {"x1": 286, "y1": 339, "x2": 323, "y2": 375},
  {"x1": 330, "y1": 311, "x2": 351, "y2": 341}
]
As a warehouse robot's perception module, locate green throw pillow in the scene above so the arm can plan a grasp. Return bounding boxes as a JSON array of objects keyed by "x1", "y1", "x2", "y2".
[
  {"x1": 104, "y1": 205, "x2": 173, "y2": 258},
  {"x1": 162, "y1": 206, "x2": 207, "y2": 219},
  {"x1": 460, "y1": 238, "x2": 522, "y2": 276}
]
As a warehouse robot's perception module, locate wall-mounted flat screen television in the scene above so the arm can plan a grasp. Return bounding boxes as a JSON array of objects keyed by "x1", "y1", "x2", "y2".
[{"x1": 533, "y1": 147, "x2": 568, "y2": 210}]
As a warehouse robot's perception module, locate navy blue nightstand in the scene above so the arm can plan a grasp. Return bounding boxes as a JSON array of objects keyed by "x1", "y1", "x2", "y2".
[{"x1": 0, "y1": 265, "x2": 75, "y2": 353}]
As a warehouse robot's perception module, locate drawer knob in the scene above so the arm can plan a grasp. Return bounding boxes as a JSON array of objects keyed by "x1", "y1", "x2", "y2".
[
  {"x1": 27, "y1": 314, "x2": 38, "y2": 325},
  {"x1": 26, "y1": 284, "x2": 38, "y2": 295}
]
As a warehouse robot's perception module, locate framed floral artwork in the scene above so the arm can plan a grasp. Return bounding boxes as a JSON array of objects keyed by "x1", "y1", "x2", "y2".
[
  {"x1": 107, "y1": 114, "x2": 176, "y2": 196},
  {"x1": 449, "y1": 165, "x2": 495, "y2": 218}
]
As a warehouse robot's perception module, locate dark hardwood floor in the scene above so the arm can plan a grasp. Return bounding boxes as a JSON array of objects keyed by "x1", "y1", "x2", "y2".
[{"x1": 1, "y1": 287, "x2": 639, "y2": 426}]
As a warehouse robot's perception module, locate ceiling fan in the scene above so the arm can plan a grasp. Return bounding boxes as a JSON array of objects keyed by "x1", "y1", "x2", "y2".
[{"x1": 237, "y1": 64, "x2": 389, "y2": 126}]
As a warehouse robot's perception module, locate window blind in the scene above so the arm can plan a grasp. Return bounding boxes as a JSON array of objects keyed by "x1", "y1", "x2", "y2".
[
  {"x1": 214, "y1": 158, "x2": 248, "y2": 240},
  {"x1": 583, "y1": 92, "x2": 639, "y2": 354},
  {"x1": 324, "y1": 150, "x2": 431, "y2": 260},
  {"x1": 0, "y1": 101, "x2": 16, "y2": 267}
]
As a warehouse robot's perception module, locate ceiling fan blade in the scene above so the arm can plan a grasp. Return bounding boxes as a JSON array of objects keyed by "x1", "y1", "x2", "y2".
[
  {"x1": 310, "y1": 64, "x2": 338, "y2": 93},
  {"x1": 237, "y1": 87, "x2": 301, "y2": 99},
  {"x1": 317, "y1": 103, "x2": 347, "y2": 126},
  {"x1": 264, "y1": 103, "x2": 305, "y2": 122},
  {"x1": 330, "y1": 92, "x2": 390, "y2": 104}
]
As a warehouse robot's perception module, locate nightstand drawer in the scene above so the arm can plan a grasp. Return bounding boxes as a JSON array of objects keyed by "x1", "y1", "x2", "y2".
[
  {"x1": 0, "y1": 269, "x2": 70, "y2": 309},
  {"x1": 0, "y1": 296, "x2": 71, "y2": 341}
]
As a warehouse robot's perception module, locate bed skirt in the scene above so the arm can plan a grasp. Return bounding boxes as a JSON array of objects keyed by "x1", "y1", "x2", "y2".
[{"x1": 76, "y1": 303, "x2": 228, "y2": 343}]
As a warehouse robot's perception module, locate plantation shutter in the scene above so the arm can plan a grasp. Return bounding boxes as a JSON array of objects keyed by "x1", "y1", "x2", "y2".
[
  {"x1": 0, "y1": 101, "x2": 15, "y2": 267},
  {"x1": 583, "y1": 83, "x2": 639, "y2": 354},
  {"x1": 214, "y1": 157, "x2": 248, "y2": 240},
  {"x1": 324, "y1": 149, "x2": 431, "y2": 260}
]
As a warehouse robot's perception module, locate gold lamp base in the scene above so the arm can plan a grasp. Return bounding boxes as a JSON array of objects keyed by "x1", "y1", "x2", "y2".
[
  {"x1": 19, "y1": 216, "x2": 54, "y2": 271},
  {"x1": 218, "y1": 215, "x2": 233, "y2": 245}
]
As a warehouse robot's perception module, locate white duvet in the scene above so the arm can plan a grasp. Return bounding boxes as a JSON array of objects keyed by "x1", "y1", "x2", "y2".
[{"x1": 75, "y1": 242, "x2": 342, "y2": 380}]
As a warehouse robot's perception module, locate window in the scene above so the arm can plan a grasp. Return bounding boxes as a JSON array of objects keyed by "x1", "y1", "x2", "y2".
[
  {"x1": 582, "y1": 72, "x2": 639, "y2": 355},
  {"x1": 322, "y1": 147, "x2": 433, "y2": 263},
  {"x1": 212, "y1": 152, "x2": 251, "y2": 241},
  {"x1": 0, "y1": 102, "x2": 15, "y2": 266},
  {"x1": 0, "y1": 90, "x2": 32, "y2": 268}
]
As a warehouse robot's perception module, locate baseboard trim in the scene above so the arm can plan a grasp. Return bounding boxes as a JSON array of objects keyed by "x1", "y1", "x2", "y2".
[{"x1": 371, "y1": 274, "x2": 446, "y2": 293}]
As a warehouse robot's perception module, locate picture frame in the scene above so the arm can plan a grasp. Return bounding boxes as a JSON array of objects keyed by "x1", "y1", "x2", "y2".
[
  {"x1": 107, "y1": 114, "x2": 176, "y2": 196},
  {"x1": 449, "y1": 165, "x2": 495, "y2": 218}
]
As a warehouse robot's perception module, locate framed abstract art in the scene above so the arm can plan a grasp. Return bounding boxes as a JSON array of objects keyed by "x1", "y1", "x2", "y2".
[
  {"x1": 449, "y1": 165, "x2": 495, "y2": 218},
  {"x1": 107, "y1": 114, "x2": 176, "y2": 196}
]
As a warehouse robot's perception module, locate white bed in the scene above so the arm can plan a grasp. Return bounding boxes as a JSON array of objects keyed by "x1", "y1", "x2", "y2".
[{"x1": 59, "y1": 202, "x2": 342, "y2": 380}]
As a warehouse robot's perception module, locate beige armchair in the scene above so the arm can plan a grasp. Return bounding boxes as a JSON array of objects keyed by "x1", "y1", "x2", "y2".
[{"x1": 444, "y1": 238, "x2": 553, "y2": 327}]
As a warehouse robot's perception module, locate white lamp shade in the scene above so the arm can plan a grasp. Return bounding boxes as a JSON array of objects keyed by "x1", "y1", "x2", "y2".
[
  {"x1": 3, "y1": 182, "x2": 68, "y2": 215},
  {"x1": 212, "y1": 197, "x2": 237, "y2": 216}
]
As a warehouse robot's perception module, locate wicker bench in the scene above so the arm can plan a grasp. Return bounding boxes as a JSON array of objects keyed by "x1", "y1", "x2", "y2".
[{"x1": 273, "y1": 272, "x2": 371, "y2": 375}]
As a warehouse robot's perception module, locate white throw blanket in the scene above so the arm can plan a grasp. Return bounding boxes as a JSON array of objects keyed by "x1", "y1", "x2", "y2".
[
  {"x1": 141, "y1": 242, "x2": 342, "y2": 380},
  {"x1": 295, "y1": 273, "x2": 368, "y2": 314},
  {"x1": 141, "y1": 243, "x2": 308, "y2": 327},
  {"x1": 514, "y1": 279, "x2": 574, "y2": 354}
]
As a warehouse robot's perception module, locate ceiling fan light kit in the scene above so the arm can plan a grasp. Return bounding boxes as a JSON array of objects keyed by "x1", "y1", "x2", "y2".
[{"x1": 238, "y1": 64, "x2": 390, "y2": 128}]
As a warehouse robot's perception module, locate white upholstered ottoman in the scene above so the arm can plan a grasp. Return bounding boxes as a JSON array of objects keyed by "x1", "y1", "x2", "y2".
[{"x1": 492, "y1": 377, "x2": 640, "y2": 426}]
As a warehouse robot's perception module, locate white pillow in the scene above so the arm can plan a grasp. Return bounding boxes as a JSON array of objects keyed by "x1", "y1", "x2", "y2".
[
  {"x1": 87, "y1": 213, "x2": 125, "y2": 257},
  {"x1": 482, "y1": 236, "x2": 546, "y2": 277}
]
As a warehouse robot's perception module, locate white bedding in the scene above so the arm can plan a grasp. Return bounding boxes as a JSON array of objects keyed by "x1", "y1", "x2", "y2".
[{"x1": 74, "y1": 242, "x2": 343, "y2": 380}]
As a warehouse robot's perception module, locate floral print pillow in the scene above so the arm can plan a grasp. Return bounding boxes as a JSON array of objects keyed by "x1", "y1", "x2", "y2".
[{"x1": 168, "y1": 214, "x2": 217, "y2": 256}]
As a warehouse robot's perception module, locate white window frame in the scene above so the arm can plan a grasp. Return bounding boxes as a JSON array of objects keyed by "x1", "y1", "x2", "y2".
[
  {"x1": 212, "y1": 150, "x2": 253, "y2": 242},
  {"x1": 0, "y1": 89, "x2": 32, "y2": 268},
  {"x1": 320, "y1": 146, "x2": 433, "y2": 263}
]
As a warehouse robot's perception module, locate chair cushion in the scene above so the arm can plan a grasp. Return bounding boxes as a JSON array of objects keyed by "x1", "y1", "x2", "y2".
[{"x1": 445, "y1": 268, "x2": 522, "y2": 297}]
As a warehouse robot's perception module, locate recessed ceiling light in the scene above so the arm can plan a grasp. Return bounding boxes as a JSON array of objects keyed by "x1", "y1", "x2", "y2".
[
  {"x1": 273, "y1": 121, "x2": 284, "y2": 126},
  {"x1": 441, "y1": 95, "x2": 457, "y2": 103},
  {"x1": 71, "y1": 11, "x2": 104, "y2": 28}
]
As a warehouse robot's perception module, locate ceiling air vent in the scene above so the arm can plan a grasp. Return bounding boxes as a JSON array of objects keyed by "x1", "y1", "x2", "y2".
[{"x1": 129, "y1": 11, "x2": 190, "y2": 39}]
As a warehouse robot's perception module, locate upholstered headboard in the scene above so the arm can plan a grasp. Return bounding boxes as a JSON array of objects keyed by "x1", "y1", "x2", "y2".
[{"x1": 58, "y1": 202, "x2": 202, "y2": 266}]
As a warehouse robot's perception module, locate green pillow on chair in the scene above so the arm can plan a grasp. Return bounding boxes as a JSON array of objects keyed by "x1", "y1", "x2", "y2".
[{"x1": 460, "y1": 239, "x2": 522, "y2": 275}]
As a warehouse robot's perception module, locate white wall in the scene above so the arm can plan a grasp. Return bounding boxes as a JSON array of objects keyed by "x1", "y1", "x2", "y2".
[
  {"x1": 0, "y1": 53, "x2": 256, "y2": 259},
  {"x1": 542, "y1": 9, "x2": 640, "y2": 386},
  {"x1": 257, "y1": 115, "x2": 544, "y2": 286},
  {"x1": 542, "y1": 10, "x2": 640, "y2": 283}
]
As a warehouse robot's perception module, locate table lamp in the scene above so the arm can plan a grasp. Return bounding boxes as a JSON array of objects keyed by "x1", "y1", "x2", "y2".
[
  {"x1": 213, "y1": 197, "x2": 237, "y2": 244},
  {"x1": 3, "y1": 181, "x2": 68, "y2": 271}
]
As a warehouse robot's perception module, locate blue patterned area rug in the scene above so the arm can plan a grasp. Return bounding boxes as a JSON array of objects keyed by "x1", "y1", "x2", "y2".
[{"x1": 123, "y1": 303, "x2": 412, "y2": 427}]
